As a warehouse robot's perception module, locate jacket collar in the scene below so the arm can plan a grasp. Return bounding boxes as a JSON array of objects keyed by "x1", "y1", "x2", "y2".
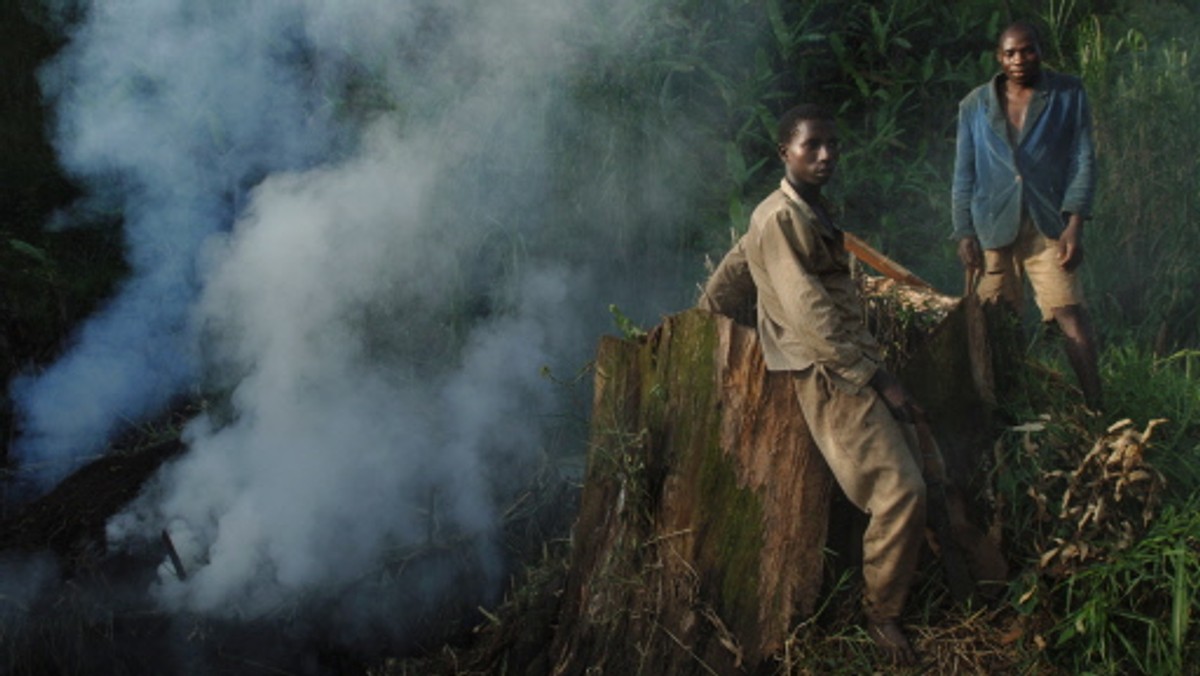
[
  {"x1": 987, "y1": 70, "x2": 1052, "y2": 147},
  {"x1": 780, "y1": 178, "x2": 838, "y2": 239}
]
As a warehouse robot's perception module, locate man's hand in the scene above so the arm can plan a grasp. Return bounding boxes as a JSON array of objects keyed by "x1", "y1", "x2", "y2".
[
  {"x1": 869, "y1": 369, "x2": 924, "y2": 423},
  {"x1": 957, "y1": 236, "x2": 982, "y2": 271},
  {"x1": 1057, "y1": 214, "x2": 1085, "y2": 271}
]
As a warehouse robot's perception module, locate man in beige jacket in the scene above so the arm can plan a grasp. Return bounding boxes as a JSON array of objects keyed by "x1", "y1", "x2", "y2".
[{"x1": 700, "y1": 103, "x2": 926, "y2": 665}]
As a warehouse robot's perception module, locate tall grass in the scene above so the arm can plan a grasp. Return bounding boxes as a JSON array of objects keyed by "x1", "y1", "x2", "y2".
[
  {"x1": 990, "y1": 334, "x2": 1200, "y2": 673},
  {"x1": 1051, "y1": 503, "x2": 1200, "y2": 674},
  {"x1": 1073, "y1": 3, "x2": 1200, "y2": 350}
]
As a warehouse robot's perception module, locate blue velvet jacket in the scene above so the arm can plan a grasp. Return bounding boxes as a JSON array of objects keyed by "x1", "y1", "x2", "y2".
[{"x1": 951, "y1": 71, "x2": 1096, "y2": 249}]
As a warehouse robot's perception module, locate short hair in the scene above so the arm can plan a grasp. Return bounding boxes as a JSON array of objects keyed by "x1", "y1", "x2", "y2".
[
  {"x1": 777, "y1": 103, "x2": 834, "y2": 146},
  {"x1": 998, "y1": 20, "x2": 1042, "y2": 50}
]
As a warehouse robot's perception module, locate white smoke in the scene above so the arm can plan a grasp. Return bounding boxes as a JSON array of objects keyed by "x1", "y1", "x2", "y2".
[
  {"x1": 15, "y1": 0, "x2": 727, "y2": 630},
  {"x1": 15, "y1": 0, "x2": 342, "y2": 484},
  {"x1": 109, "y1": 122, "x2": 578, "y2": 616}
]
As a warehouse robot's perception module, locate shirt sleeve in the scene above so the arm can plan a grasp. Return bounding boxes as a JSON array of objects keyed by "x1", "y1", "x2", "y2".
[
  {"x1": 951, "y1": 100, "x2": 979, "y2": 240},
  {"x1": 756, "y1": 209, "x2": 879, "y2": 388},
  {"x1": 697, "y1": 239, "x2": 756, "y2": 326},
  {"x1": 1060, "y1": 84, "x2": 1096, "y2": 219}
]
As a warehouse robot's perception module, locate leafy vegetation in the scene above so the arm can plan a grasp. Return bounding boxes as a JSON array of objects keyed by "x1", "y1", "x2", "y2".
[
  {"x1": 1076, "y1": 4, "x2": 1200, "y2": 351},
  {"x1": 0, "y1": 1, "x2": 127, "y2": 422},
  {"x1": 987, "y1": 337, "x2": 1200, "y2": 675}
]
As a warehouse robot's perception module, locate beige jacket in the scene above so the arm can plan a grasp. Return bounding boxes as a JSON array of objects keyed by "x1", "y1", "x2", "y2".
[{"x1": 701, "y1": 179, "x2": 881, "y2": 388}]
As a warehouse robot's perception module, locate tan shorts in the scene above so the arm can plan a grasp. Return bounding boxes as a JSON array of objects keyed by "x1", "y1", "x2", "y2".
[{"x1": 976, "y1": 215, "x2": 1085, "y2": 321}]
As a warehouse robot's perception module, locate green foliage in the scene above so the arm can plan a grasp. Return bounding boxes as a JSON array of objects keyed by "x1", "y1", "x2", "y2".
[
  {"x1": 0, "y1": 226, "x2": 126, "y2": 366},
  {"x1": 1101, "y1": 346, "x2": 1200, "y2": 496},
  {"x1": 0, "y1": 3, "x2": 127, "y2": 385},
  {"x1": 990, "y1": 336, "x2": 1200, "y2": 674},
  {"x1": 1073, "y1": 3, "x2": 1200, "y2": 349},
  {"x1": 0, "y1": 2, "x2": 71, "y2": 225},
  {"x1": 6, "y1": 238, "x2": 50, "y2": 265},
  {"x1": 753, "y1": 0, "x2": 1004, "y2": 291},
  {"x1": 1050, "y1": 503, "x2": 1200, "y2": 674},
  {"x1": 608, "y1": 303, "x2": 647, "y2": 340}
]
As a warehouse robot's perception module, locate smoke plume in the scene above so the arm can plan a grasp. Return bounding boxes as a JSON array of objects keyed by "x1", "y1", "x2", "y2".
[
  {"x1": 15, "y1": 0, "x2": 342, "y2": 483},
  {"x1": 13, "y1": 0, "x2": 734, "y2": 642}
]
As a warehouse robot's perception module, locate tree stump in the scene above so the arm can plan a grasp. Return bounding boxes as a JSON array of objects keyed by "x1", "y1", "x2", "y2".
[{"x1": 544, "y1": 278, "x2": 1007, "y2": 674}]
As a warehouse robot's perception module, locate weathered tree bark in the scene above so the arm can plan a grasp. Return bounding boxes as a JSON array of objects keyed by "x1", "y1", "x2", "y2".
[
  {"x1": 540, "y1": 279, "x2": 1010, "y2": 675},
  {"x1": 548, "y1": 310, "x2": 832, "y2": 674}
]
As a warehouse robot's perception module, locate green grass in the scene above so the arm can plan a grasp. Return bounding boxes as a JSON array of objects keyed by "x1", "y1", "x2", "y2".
[{"x1": 986, "y1": 331, "x2": 1200, "y2": 674}]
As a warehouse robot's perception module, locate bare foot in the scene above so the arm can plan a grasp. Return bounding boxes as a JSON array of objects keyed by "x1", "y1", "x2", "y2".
[{"x1": 867, "y1": 620, "x2": 916, "y2": 666}]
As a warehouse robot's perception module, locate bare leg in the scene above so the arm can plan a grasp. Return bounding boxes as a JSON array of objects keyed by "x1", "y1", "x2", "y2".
[{"x1": 1052, "y1": 305, "x2": 1102, "y2": 410}]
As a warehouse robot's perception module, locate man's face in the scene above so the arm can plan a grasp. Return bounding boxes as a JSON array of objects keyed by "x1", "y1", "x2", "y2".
[
  {"x1": 780, "y1": 119, "x2": 839, "y2": 189},
  {"x1": 997, "y1": 30, "x2": 1042, "y2": 86}
]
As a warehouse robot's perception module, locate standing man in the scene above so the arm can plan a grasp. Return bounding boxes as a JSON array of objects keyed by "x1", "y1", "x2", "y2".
[
  {"x1": 700, "y1": 103, "x2": 926, "y2": 665},
  {"x1": 952, "y1": 21, "x2": 1102, "y2": 409}
]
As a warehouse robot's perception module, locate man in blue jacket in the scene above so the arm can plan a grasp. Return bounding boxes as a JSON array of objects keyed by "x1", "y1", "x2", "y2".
[{"x1": 952, "y1": 21, "x2": 1102, "y2": 409}]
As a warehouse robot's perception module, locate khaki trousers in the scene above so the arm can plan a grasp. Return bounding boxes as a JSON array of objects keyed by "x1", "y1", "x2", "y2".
[{"x1": 792, "y1": 366, "x2": 926, "y2": 622}]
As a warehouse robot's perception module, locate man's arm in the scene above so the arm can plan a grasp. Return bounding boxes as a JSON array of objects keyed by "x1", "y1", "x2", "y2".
[
  {"x1": 697, "y1": 239, "x2": 757, "y2": 324},
  {"x1": 756, "y1": 210, "x2": 878, "y2": 388},
  {"x1": 1057, "y1": 212, "x2": 1085, "y2": 270},
  {"x1": 869, "y1": 368, "x2": 924, "y2": 423},
  {"x1": 951, "y1": 101, "x2": 983, "y2": 270},
  {"x1": 957, "y1": 236, "x2": 982, "y2": 271},
  {"x1": 1060, "y1": 84, "x2": 1097, "y2": 223},
  {"x1": 1057, "y1": 84, "x2": 1096, "y2": 271}
]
